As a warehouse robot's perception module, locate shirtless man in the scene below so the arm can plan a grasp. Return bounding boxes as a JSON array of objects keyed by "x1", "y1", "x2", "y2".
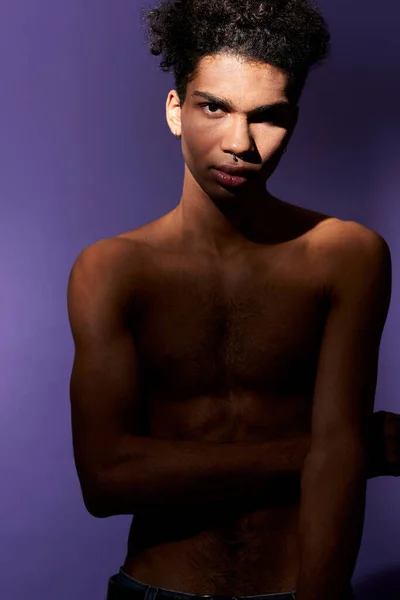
[{"x1": 67, "y1": 1, "x2": 399, "y2": 599}]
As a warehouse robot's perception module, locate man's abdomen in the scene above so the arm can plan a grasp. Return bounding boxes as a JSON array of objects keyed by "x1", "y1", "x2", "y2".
[{"x1": 123, "y1": 484, "x2": 301, "y2": 595}]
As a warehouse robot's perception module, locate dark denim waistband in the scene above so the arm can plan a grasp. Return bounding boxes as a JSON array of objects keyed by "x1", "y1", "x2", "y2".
[{"x1": 106, "y1": 568, "x2": 296, "y2": 600}]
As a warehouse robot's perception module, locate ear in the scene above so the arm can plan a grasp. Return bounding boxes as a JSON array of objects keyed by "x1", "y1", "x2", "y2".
[{"x1": 166, "y1": 90, "x2": 182, "y2": 136}]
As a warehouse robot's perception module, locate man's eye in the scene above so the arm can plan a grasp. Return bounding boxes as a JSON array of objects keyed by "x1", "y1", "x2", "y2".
[
  {"x1": 198, "y1": 103, "x2": 282, "y2": 125},
  {"x1": 199, "y1": 103, "x2": 223, "y2": 115}
]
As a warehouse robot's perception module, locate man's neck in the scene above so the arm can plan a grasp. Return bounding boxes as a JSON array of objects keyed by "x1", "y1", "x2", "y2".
[{"x1": 170, "y1": 190, "x2": 284, "y2": 259}]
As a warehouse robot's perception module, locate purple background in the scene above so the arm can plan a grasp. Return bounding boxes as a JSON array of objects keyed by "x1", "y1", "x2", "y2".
[{"x1": 1, "y1": 1, "x2": 399, "y2": 598}]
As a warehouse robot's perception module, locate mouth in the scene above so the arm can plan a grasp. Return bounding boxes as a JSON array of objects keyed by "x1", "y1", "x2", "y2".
[
  {"x1": 214, "y1": 164, "x2": 257, "y2": 178},
  {"x1": 212, "y1": 168, "x2": 253, "y2": 187}
]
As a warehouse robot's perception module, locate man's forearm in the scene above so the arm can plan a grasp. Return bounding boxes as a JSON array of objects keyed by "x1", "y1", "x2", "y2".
[
  {"x1": 296, "y1": 444, "x2": 367, "y2": 600},
  {"x1": 85, "y1": 434, "x2": 310, "y2": 518},
  {"x1": 84, "y1": 410, "x2": 389, "y2": 518}
]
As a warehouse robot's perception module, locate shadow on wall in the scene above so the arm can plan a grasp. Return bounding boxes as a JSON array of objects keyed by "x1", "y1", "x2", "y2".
[{"x1": 354, "y1": 565, "x2": 400, "y2": 600}]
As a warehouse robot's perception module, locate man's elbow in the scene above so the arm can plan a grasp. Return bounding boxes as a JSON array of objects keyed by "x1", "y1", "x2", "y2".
[
  {"x1": 77, "y1": 470, "x2": 120, "y2": 519},
  {"x1": 79, "y1": 482, "x2": 112, "y2": 518},
  {"x1": 83, "y1": 497, "x2": 110, "y2": 519}
]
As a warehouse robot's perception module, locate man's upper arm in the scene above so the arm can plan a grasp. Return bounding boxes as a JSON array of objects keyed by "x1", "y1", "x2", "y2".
[
  {"x1": 310, "y1": 223, "x2": 392, "y2": 452},
  {"x1": 67, "y1": 240, "x2": 142, "y2": 507}
]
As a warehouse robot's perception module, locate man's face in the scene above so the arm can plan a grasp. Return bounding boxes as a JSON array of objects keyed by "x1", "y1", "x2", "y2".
[{"x1": 167, "y1": 53, "x2": 298, "y2": 202}]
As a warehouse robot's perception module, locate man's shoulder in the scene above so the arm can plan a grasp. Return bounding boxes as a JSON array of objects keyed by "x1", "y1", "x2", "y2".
[
  {"x1": 74, "y1": 236, "x2": 142, "y2": 273},
  {"x1": 312, "y1": 218, "x2": 387, "y2": 256},
  {"x1": 70, "y1": 236, "x2": 149, "y2": 310},
  {"x1": 312, "y1": 219, "x2": 391, "y2": 303}
]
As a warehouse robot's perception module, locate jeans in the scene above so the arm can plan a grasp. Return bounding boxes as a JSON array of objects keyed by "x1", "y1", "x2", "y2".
[
  {"x1": 106, "y1": 568, "x2": 356, "y2": 600},
  {"x1": 106, "y1": 568, "x2": 295, "y2": 600}
]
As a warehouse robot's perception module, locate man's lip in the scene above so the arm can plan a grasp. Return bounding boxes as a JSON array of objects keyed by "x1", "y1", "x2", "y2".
[{"x1": 213, "y1": 165, "x2": 257, "y2": 177}]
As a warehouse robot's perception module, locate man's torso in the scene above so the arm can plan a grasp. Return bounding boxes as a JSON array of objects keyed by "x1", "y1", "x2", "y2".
[{"x1": 103, "y1": 201, "x2": 345, "y2": 594}]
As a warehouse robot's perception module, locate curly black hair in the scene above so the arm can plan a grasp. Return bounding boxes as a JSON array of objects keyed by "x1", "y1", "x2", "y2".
[{"x1": 140, "y1": 0, "x2": 331, "y2": 106}]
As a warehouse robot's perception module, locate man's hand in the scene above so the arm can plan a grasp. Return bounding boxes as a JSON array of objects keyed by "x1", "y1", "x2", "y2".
[{"x1": 368, "y1": 410, "x2": 400, "y2": 478}]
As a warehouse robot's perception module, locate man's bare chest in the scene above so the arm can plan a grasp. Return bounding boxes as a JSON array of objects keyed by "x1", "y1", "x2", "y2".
[{"x1": 124, "y1": 236, "x2": 330, "y2": 442}]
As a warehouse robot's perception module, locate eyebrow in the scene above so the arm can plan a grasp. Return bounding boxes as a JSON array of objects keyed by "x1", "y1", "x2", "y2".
[{"x1": 191, "y1": 90, "x2": 290, "y2": 117}]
